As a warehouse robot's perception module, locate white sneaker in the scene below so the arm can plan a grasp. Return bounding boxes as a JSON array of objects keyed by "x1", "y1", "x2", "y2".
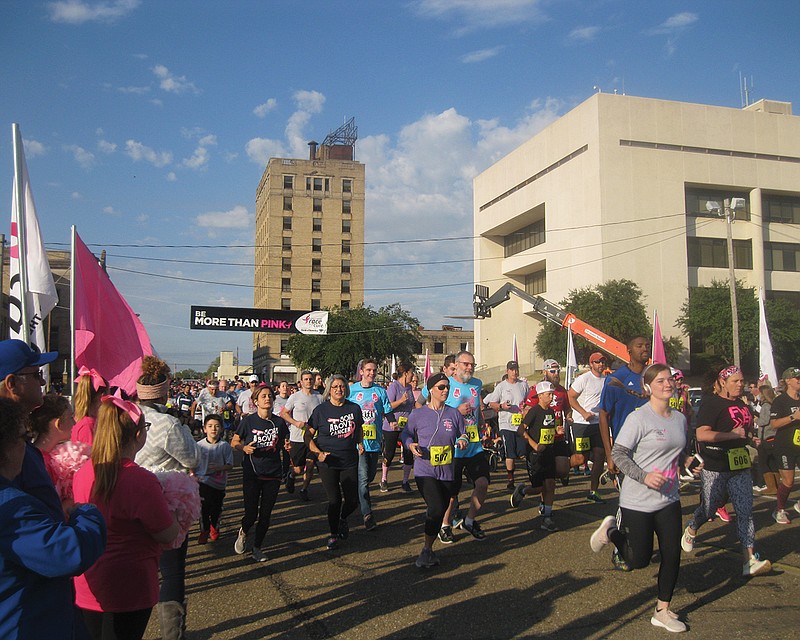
[
  {"x1": 794, "y1": 502, "x2": 800, "y2": 516},
  {"x1": 743, "y1": 555, "x2": 771, "y2": 577},
  {"x1": 680, "y1": 526, "x2": 695, "y2": 553},
  {"x1": 234, "y1": 527, "x2": 247, "y2": 555},
  {"x1": 772, "y1": 509, "x2": 790, "y2": 525},
  {"x1": 251, "y1": 548, "x2": 267, "y2": 563},
  {"x1": 650, "y1": 607, "x2": 687, "y2": 633},
  {"x1": 590, "y1": 516, "x2": 617, "y2": 553}
]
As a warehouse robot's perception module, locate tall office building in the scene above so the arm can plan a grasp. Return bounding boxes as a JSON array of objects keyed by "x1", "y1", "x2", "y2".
[
  {"x1": 253, "y1": 119, "x2": 365, "y2": 381},
  {"x1": 474, "y1": 94, "x2": 800, "y2": 379}
]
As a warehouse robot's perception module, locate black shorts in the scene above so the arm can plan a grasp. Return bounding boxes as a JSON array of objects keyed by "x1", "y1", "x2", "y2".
[
  {"x1": 552, "y1": 440, "x2": 571, "y2": 458},
  {"x1": 570, "y1": 423, "x2": 602, "y2": 455},
  {"x1": 453, "y1": 453, "x2": 491, "y2": 494},
  {"x1": 526, "y1": 447, "x2": 557, "y2": 488},
  {"x1": 775, "y1": 445, "x2": 800, "y2": 471},
  {"x1": 289, "y1": 441, "x2": 311, "y2": 467},
  {"x1": 501, "y1": 430, "x2": 527, "y2": 458}
]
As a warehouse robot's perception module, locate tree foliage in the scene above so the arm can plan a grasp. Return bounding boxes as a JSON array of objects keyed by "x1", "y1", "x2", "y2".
[
  {"x1": 676, "y1": 279, "x2": 800, "y2": 377},
  {"x1": 535, "y1": 279, "x2": 682, "y2": 364},
  {"x1": 174, "y1": 368, "x2": 204, "y2": 380},
  {"x1": 286, "y1": 303, "x2": 421, "y2": 378}
]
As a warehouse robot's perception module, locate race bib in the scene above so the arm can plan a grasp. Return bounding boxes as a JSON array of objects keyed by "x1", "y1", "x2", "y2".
[
  {"x1": 574, "y1": 436, "x2": 591, "y2": 452},
  {"x1": 430, "y1": 445, "x2": 453, "y2": 466},
  {"x1": 466, "y1": 424, "x2": 480, "y2": 443},
  {"x1": 539, "y1": 428, "x2": 555, "y2": 445},
  {"x1": 397, "y1": 416, "x2": 408, "y2": 429},
  {"x1": 511, "y1": 413, "x2": 522, "y2": 426},
  {"x1": 727, "y1": 447, "x2": 751, "y2": 470},
  {"x1": 363, "y1": 424, "x2": 377, "y2": 440},
  {"x1": 793, "y1": 428, "x2": 800, "y2": 447}
]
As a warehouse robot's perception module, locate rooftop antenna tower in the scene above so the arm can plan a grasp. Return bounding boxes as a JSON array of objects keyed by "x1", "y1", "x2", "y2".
[
  {"x1": 740, "y1": 72, "x2": 754, "y2": 107},
  {"x1": 322, "y1": 117, "x2": 357, "y2": 148}
]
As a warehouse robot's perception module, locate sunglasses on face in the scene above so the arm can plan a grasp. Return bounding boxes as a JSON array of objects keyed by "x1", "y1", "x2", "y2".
[{"x1": 434, "y1": 384, "x2": 450, "y2": 391}]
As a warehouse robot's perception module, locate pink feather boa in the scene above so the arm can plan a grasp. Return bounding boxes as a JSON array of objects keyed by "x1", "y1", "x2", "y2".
[
  {"x1": 44, "y1": 441, "x2": 92, "y2": 502},
  {"x1": 154, "y1": 471, "x2": 201, "y2": 549}
]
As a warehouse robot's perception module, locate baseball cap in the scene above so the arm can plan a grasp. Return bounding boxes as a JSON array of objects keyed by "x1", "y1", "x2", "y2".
[
  {"x1": 0, "y1": 339, "x2": 58, "y2": 380},
  {"x1": 542, "y1": 359, "x2": 560, "y2": 370},
  {"x1": 248, "y1": 374, "x2": 259, "y2": 382},
  {"x1": 535, "y1": 380, "x2": 555, "y2": 395},
  {"x1": 506, "y1": 360, "x2": 519, "y2": 370},
  {"x1": 782, "y1": 367, "x2": 800, "y2": 380},
  {"x1": 589, "y1": 352, "x2": 607, "y2": 363}
]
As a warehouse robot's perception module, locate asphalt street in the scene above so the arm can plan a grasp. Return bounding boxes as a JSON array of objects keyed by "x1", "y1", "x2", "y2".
[{"x1": 144, "y1": 463, "x2": 800, "y2": 640}]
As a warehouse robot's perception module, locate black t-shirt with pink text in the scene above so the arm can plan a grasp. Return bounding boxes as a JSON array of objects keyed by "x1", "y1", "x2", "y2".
[
  {"x1": 696, "y1": 394, "x2": 752, "y2": 472},
  {"x1": 309, "y1": 400, "x2": 364, "y2": 470},
  {"x1": 236, "y1": 413, "x2": 289, "y2": 479}
]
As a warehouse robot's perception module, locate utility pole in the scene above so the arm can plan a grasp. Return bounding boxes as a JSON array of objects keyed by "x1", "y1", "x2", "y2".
[{"x1": 724, "y1": 199, "x2": 741, "y2": 368}]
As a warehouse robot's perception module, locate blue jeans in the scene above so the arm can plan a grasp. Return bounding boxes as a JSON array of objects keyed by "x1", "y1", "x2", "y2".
[{"x1": 358, "y1": 450, "x2": 380, "y2": 517}]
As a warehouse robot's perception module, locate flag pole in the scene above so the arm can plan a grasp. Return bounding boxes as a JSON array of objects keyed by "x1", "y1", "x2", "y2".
[
  {"x1": 70, "y1": 225, "x2": 77, "y2": 396},
  {"x1": 12, "y1": 123, "x2": 31, "y2": 343}
]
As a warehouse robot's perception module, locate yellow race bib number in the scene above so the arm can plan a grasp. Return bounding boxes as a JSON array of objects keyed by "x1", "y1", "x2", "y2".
[
  {"x1": 727, "y1": 447, "x2": 751, "y2": 470},
  {"x1": 430, "y1": 445, "x2": 453, "y2": 466},
  {"x1": 574, "y1": 436, "x2": 591, "y2": 452},
  {"x1": 539, "y1": 428, "x2": 555, "y2": 445},
  {"x1": 397, "y1": 416, "x2": 408, "y2": 429},
  {"x1": 511, "y1": 413, "x2": 522, "y2": 426},
  {"x1": 793, "y1": 429, "x2": 800, "y2": 447},
  {"x1": 466, "y1": 424, "x2": 480, "y2": 443},
  {"x1": 362, "y1": 424, "x2": 377, "y2": 441}
]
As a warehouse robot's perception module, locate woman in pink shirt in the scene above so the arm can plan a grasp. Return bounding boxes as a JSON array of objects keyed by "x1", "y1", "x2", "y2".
[{"x1": 73, "y1": 394, "x2": 179, "y2": 640}]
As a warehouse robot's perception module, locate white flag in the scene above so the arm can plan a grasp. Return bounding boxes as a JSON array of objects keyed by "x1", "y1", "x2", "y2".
[
  {"x1": 9, "y1": 124, "x2": 58, "y2": 355},
  {"x1": 758, "y1": 288, "x2": 778, "y2": 387},
  {"x1": 565, "y1": 327, "x2": 578, "y2": 389}
]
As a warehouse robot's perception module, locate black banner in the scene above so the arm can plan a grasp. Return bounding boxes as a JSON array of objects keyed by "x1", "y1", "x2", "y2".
[{"x1": 190, "y1": 306, "x2": 328, "y2": 334}]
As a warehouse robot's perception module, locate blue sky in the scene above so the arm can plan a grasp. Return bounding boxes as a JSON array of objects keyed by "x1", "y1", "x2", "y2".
[{"x1": 2, "y1": 0, "x2": 799, "y2": 373}]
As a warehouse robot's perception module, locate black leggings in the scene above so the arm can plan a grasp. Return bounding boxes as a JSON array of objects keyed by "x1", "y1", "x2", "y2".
[
  {"x1": 199, "y1": 483, "x2": 225, "y2": 531},
  {"x1": 159, "y1": 536, "x2": 188, "y2": 603},
  {"x1": 241, "y1": 476, "x2": 280, "y2": 548},
  {"x1": 382, "y1": 430, "x2": 413, "y2": 465},
  {"x1": 318, "y1": 465, "x2": 359, "y2": 536},
  {"x1": 415, "y1": 476, "x2": 457, "y2": 537},
  {"x1": 608, "y1": 500, "x2": 682, "y2": 602},
  {"x1": 81, "y1": 608, "x2": 152, "y2": 640}
]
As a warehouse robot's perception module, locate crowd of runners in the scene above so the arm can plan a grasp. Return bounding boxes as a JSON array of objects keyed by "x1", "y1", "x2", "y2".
[{"x1": 2, "y1": 335, "x2": 800, "y2": 638}]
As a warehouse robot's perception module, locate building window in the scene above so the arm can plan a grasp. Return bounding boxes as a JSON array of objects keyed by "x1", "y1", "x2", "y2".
[
  {"x1": 343, "y1": 179, "x2": 352, "y2": 193},
  {"x1": 341, "y1": 259, "x2": 350, "y2": 274},
  {"x1": 687, "y1": 237, "x2": 753, "y2": 269},
  {"x1": 525, "y1": 269, "x2": 547, "y2": 295},
  {"x1": 460, "y1": 342, "x2": 468, "y2": 351},
  {"x1": 342, "y1": 200, "x2": 351, "y2": 215},
  {"x1": 763, "y1": 194, "x2": 800, "y2": 224},
  {"x1": 313, "y1": 217, "x2": 322, "y2": 232},
  {"x1": 434, "y1": 341, "x2": 444, "y2": 354},
  {"x1": 283, "y1": 196, "x2": 292, "y2": 211},
  {"x1": 281, "y1": 258, "x2": 291, "y2": 272},
  {"x1": 282, "y1": 237, "x2": 292, "y2": 251},
  {"x1": 312, "y1": 279, "x2": 321, "y2": 292},
  {"x1": 312, "y1": 258, "x2": 321, "y2": 272},
  {"x1": 313, "y1": 197, "x2": 322, "y2": 212},
  {"x1": 312, "y1": 238, "x2": 322, "y2": 252},
  {"x1": 283, "y1": 175, "x2": 293, "y2": 189},
  {"x1": 311, "y1": 299, "x2": 321, "y2": 311},
  {"x1": 342, "y1": 219, "x2": 351, "y2": 233},
  {"x1": 341, "y1": 300, "x2": 350, "y2": 309},
  {"x1": 341, "y1": 280, "x2": 350, "y2": 294},
  {"x1": 281, "y1": 278, "x2": 291, "y2": 293},
  {"x1": 280, "y1": 339, "x2": 289, "y2": 354},
  {"x1": 505, "y1": 219, "x2": 546, "y2": 257},
  {"x1": 307, "y1": 176, "x2": 329, "y2": 192},
  {"x1": 685, "y1": 188, "x2": 751, "y2": 221},
  {"x1": 342, "y1": 240, "x2": 350, "y2": 254},
  {"x1": 281, "y1": 298, "x2": 291, "y2": 311},
  {"x1": 765, "y1": 241, "x2": 800, "y2": 271},
  {"x1": 283, "y1": 216, "x2": 292, "y2": 231}
]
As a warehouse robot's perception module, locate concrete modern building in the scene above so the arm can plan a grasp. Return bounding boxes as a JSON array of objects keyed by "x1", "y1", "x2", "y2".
[
  {"x1": 253, "y1": 119, "x2": 365, "y2": 382},
  {"x1": 417, "y1": 325, "x2": 474, "y2": 374},
  {"x1": 474, "y1": 93, "x2": 800, "y2": 376}
]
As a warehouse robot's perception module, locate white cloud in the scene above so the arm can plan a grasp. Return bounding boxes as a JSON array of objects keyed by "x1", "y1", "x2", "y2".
[
  {"x1": 48, "y1": 0, "x2": 140, "y2": 24},
  {"x1": 253, "y1": 98, "x2": 278, "y2": 118},
  {"x1": 659, "y1": 12, "x2": 699, "y2": 31},
  {"x1": 125, "y1": 140, "x2": 172, "y2": 167},
  {"x1": 166, "y1": 172, "x2": 177, "y2": 182},
  {"x1": 23, "y1": 139, "x2": 46, "y2": 158},
  {"x1": 118, "y1": 85, "x2": 150, "y2": 95},
  {"x1": 183, "y1": 146, "x2": 210, "y2": 170},
  {"x1": 461, "y1": 47, "x2": 502, "y2": 63},
  {"x1": 411, "y1": 0, "x2": 546, "y2": 32},
  {"x1": 136, "y1": 213, "x2": 149, "y2": 223},
  {"x1": 293, "y1": 90, "x2": 325, "y2": 113},
  {"x1": 568, "y1": 26, "x2": 600, "y2": 42},
  {"x1": 152, "y1": 64, "x2": 199, "y2": 94},
  {"x1": 71, "y1": 192, "x2": 83, "y2": 200},
  {"x1": 284, "y1": 90, "x2": 326, "y2": 156},
  {"x1": 65, "y1": 144, "x2": 96, "y2": 169},
  {"x1": 98, "y1": 139, "x2": 117, "y2": 153},
  {"x1": 103, "y1": 205, "x2": 121, "y2": 215},
  {"x1": 195, "y1": 205, "x2": 253, "y2": 234},
  {"x1": 245, "y1": 137, "x2": 287, "y2": 165}
]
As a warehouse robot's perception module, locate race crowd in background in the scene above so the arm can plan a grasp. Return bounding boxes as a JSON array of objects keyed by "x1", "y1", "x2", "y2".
[{"x1": 2, "y1": 335, "x2": 800, "y2": 638}]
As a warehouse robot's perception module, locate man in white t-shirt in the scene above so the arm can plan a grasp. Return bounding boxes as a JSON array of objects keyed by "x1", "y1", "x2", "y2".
[
  {"x1": 568, "y1": 352, "x2": 608, "y2": 503},
  {"x1": 235, "y1": 375, "x2": 260, "y2": 417},
  {"x1": 280, "y1": 370, "x2": 323, "y2": 501},
  {"x1": 484, "y1": 361, "x2": 530, "y2": 491}
]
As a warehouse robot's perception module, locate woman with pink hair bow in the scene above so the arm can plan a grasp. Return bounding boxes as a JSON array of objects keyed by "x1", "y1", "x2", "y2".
[{"x1": 71, "y1": 367, "x2": 108, "y2": 446}]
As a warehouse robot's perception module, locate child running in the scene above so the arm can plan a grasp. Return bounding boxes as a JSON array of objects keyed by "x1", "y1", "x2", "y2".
[{"x1": 196, "y1": 414, "x2": 234, "y2": 544}]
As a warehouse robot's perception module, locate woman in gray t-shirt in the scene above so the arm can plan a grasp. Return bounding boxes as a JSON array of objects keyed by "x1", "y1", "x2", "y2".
[{"x1": 588, "y1": 363, "x2": 693, "y2": 633}]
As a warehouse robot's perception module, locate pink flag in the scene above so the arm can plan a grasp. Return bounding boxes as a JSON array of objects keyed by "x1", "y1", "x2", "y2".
[
  {"x1": 651, "y1": 310, "x2": 667, "y2": 365},
  {"x1": 512, "y1": 333, "x2": 519, "y2": 362},
  {"x1": 73, "y1": 232, "x2": 153, "y2": 394},
  {"x1": 423, "y1": 349, "x2": 432, "y2": 382}
]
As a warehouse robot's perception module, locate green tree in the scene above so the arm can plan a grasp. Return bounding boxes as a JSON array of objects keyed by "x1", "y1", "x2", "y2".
[
  {"x1": 676, "y1": 279, "x2": 800, "y2": 377},
  {"x1": 174, "y1": 368, "x2": 203, "y2": 380},
  {"x1": 286, "y1": 303, "x2": 421, "y2": 378},
  {"x1": 535, "y1": 279, "x2": 682, "y2": 364}
]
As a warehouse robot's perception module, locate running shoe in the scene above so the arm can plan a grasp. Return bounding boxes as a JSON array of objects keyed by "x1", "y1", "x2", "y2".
[
  {"x1": 590, "y1": 516, "x2": 617, "y2": 553},
  {"x1": 379, "y1": 480, "x2": 389, "y2": 493},
  {"x1": 679, "y1": 470, "x2": 696, "y2": 482},
  {"x1": 560, "y1": 477, "x2": 570, "y2": 487},
  {"x1": 612, "y1": 550, "x2": 632, "y2": 571},
  {"x1": 650, "y1": 607, "x2": 687, "y2": 633},
  {"x1": 772, "y1": 509, "x2": 790, "y2": 525},
  {"x1": 462, "y1": 519, "x2": 487, "y2": 540},
  {"x1": 510, "y1": 484, "x2": 526, "y2": 508},
  {"x1": 540, "y1": 517, "x2": 557, "y2": 532},
  {"x1": 415, "y1": 547, "x2": 440, "y2": 569},
  {"x1": 716, "y1": 506, "x2": 732, "y2": 522},
  {"x1": 587, "y1": 491, "x2": 606, "y2": 504},
  {"x1": 364, "y1": 513, "x2": 377, "y2": 531},
  {"x1": 209, "y1": 525, "x2": 219, "y2": 541},
  {"x1": 681, "y1": 526, "x2": 696, "y2": 553},
  {"x1": 401, "y1": 481, "x2": 413, "y2": 493},
  {"x1": 538, "y1": 504, "x2": 545, "y2": 516},
  {"x1": 234, "y1": 527, "x2": 247, "y2": 555},
  {"x1": 752, "y1": 484, "x2": 767, "y2": 492},
  {"x1": 198, "y1": 530, "x2": 209, "y2": 545},
  {"x1": 251, "y1": 548, "x2": 267, "y2": 563},
  {"x1": 743, "y1": 554, "x2": 772, "y2": 577},
  {"x1": 794, "y1": 502, "x2": 800, "y2": 516},
  {"x1": 583, "y1": 466, "x2": 592, "y2": 476},
  {"x1": 451, "y1": 515, "x2": 465, "y2": 530},
  {"x1": 338, "y1": 519, "x2": 349, "y2": 540},
  {"x1": 299, "y1": 488, "x2": 309, "y2": 502},
  {"x1": 437, "y1": 525, "x2": 455, "y2": 544},
  {"x1": 326, "y1": 536, "x2": 339, "y2": 550},
  {"x1": 285, "y1": 472, "x2": 295, "y2": 494},
  {"x1": 506, "y1": 480, "x2": 515, "y2": 491}
]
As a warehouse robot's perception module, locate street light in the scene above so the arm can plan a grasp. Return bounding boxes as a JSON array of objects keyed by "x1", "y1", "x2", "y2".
[{"x1": 706, "y1": 198, "x2": 747, "y2": 367}]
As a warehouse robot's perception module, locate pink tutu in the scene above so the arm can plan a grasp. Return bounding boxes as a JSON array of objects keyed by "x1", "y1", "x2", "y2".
[
  {"x1": 154, "y1": 471, "x2": 202, "y2": 549},
  {"x1": 44, "y1": 441, "x2": 92, "y2": 502}
]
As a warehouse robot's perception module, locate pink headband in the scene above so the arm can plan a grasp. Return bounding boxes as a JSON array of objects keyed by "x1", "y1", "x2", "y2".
[
  {"x1": 718, "y1": 366, "x2": 741, "y2": 381},
  {"x1": 78, "y1": 366, "x2": 106, "y2": 392},
  {"x1": 102, "y1": 389, "x2": 143, "y2": 426}
]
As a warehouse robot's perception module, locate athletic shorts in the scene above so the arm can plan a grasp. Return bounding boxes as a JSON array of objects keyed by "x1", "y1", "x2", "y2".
[
  {"x1": 569, "y1": 423, "x2": 601, "y2": 456},
  {"x1": 501, "y1": 430, "x2": 527, "y2": 459},
  {"x1": 289, "y1": 441, "x2": 311, "y2": 467},
  {"x1": 552, "y1": 440, "x2": 571, "y2": 458},
  {"x1": 526, "y1": 447, "x2": 557, "y2": 488},
  {"x1": 453, "y1": 453, "x2": 491, "y2": 494},
  {"x1": 776, "y1": 446, "x2": 800, "y2": 471}
]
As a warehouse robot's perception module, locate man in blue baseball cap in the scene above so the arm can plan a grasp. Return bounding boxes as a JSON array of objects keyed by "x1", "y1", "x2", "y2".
[{"x1": 0, "y1": 339, "x2": 58, "y2": 412}]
